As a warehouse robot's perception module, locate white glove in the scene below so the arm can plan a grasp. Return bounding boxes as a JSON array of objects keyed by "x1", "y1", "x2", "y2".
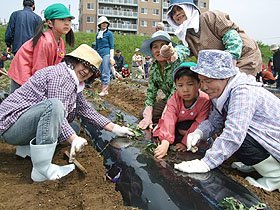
[
  {"x1": 112, "y1": 124, "x2": 134, "y2": 136},
  {"x1": 69, "y1": 136, "x2": 88, "y2": 163},
  {"x1": 174, "y1": 159, "x2": 210, "y2": 173},
  {"x1": 186, "y1": 129, "x2": 203, "y2": 152}
]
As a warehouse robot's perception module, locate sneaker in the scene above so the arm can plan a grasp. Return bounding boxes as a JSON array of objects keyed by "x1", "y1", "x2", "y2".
[{"x1": 105, "y1": 165, "x2": 122, "y2": 183}]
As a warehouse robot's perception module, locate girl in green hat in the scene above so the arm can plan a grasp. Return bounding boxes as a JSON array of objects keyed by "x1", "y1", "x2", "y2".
[{"x1": 8, "y1": 3, "x2": 75, "y2": 94}]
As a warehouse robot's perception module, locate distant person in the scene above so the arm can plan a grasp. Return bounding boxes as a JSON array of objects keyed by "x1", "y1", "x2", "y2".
[
  {"x1": 153, "y1": 62, "x2": 210, "y2": 159},
  {"x1": 121, "y1": 64, "x2": 130, "y2": 78},
  {"x1": 260, "y1": 64, "x2": 276, "y2": 85},
  {"x1": 113, "y1": 49, "x2": 125, "y2": 72},
  {"x1": 270, "y1": 44, "x2": 280, "y2": 89},
  {"x1": 156, "y1": 22, "x2": 165, "y2": 31},
  {"x1": 174, "y1": 49, "x2": 280, "y2": 192},
  {"x1": 5, "y1": 0, "x2": 42, "y2": 55},
  {"x1": 131, "y1": 48, "x2": 145, "y2": 79},
  {"x1": 0, "y1": 44, "x2": 134, "y2": 182},
  {"x1": 166, "y1": 0, "x2": 262, "y2": 76},
  {"x1": 95, "y1": 16, "x2": 115, "y2": 97},
  {"x1": 7, "y1": 3, "x2": 75, "y2": 94},
  {"x1": 138, "y1": 30, "x2": 189, "y2": 130},
  {"x1": 143, "y1": 55, "x2": 152, "y2": 79}
]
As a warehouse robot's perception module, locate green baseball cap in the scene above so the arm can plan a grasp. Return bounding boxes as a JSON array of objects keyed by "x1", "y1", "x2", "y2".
[
  {"x1": 44, "y1": 3, "x2": 75, "y2": 20},
  {"x1": 173, "y1": 62, "x2": 197, "y2": 81}
]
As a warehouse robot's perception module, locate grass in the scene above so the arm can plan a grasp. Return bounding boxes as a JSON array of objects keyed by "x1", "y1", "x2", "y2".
[{"x1": 0, "y1": 25, "x2": 273, "y2": 68}]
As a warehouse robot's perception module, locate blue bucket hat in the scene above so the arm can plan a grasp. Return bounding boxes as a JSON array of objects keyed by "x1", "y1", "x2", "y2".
[
  {"x1": 168, "y1": 0, "x2": 200, "y2": 13},
  {"x1": 173, "y1": 62, "x2": 197, "y2": 80},
  {"x1": 190, "y1": 50, "x2": 239, "y2": 79},
  {"x1": 140, "y1": 30, "x2": 176, "y2": 57}
]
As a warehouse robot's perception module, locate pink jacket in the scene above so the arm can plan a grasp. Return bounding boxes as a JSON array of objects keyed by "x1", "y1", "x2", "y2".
[
  {"x1": 8, "y1": 30, "x2": 66, "y2": 85},
  {"x1": 153, "y1": 90, "x2": 210, "y2": 145}
]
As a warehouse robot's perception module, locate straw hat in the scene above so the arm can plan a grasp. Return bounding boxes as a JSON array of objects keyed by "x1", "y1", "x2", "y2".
[
  {"x1": 190, "y1": 50, "x2": 239, "y2": 79},
  {"x1": 67, "y1": 44, "x2": 102, "y2": 71}
]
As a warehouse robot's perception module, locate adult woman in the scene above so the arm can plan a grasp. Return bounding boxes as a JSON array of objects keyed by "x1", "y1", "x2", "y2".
[
  {"x1": 174, "y1": 49, "x2": 280, "y2": 192},
  {"x1": 166, "y1": 0, "x2": 262, "y2": 76},
  {"x1": 0, "y1": 44, "x2": 133, "y2": 182},
  {"x1": 95, "y1": 16, "x2": 115, "y2": 96},
  {"x1": 138, "y1": 30, "x2": 189, "y2": 129}
]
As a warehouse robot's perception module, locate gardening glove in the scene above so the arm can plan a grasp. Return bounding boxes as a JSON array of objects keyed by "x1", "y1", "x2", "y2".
[
  {"x1": 112, "y1": 124, "x2": 134, "y2": 136},
  {"x1": 138, "y1": 106, "x2": 153, "y2": 129},
  {"x1": 69, "y1": 136, "x2": 88, "y2": 163},
  {"x1": 174, "y1": 159, "x2": 210, "y2": 173},
  {"x1": 154, "y1": 140, "x2": 170, "y2": 159},
  {"x1": 186, "y1": 129, "x2": 203, "y2": 152}
]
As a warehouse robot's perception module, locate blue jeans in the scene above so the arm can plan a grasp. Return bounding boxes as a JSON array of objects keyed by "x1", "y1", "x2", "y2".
[
  {"x1": 2, "y1": 99, "x2": 65, "y2": 145},
  {"x1": 100, "y1": 54, "x2": 111, "y2": 85}
]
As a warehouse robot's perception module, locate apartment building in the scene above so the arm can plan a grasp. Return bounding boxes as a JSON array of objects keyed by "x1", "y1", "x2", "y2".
[{"x1": 79, "y1": 0, "x2": 209, "y2": 35}]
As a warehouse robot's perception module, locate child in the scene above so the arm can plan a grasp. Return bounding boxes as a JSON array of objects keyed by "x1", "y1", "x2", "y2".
[
  {"x1": 166, "y1": 0, "x2": 262, "y2": 76},
  {"x1": 138, "y1": 30, "x2": 189, "y2": 130},
  {"x1": 0, "y1": 44, "x2": 134, "y2": 182},
  {"x1": 7, "y1": 3, "x2": 75, "y2": 93},
  {"x1": 121, "y1": 64, "x2": 130, "y2": 78},
  {"x1": 153, "y1": 62, "x2": 211, "y2": 159}
]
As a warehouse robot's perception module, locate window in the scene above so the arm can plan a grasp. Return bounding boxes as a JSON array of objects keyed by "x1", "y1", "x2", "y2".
[
  {"x1": 153, "y1": 0, "x2": 159, "y2": 2},
  {"x1": 152, "y1": 21, "x2": 156, "y2": 27},
  {"x1": 141, "y1": 20, "x2": 147, "y2": 27},
  {"x1": 141, "y1": 0, "x2": 148, "y2": 2},
  {"x1": 141, "y1": 8, "x2": 148, "y2": 14},
  {"x1": 87, "y1": 3, "x2": 94, "y2": 10},
  {"x1": 86, "y1": 29, "x2": 94, "y2": 33},
  {"x1": 86, "y1": 16, "x2": 94, "y2": 23},
  {"x1": 152, "y1": 9, "x2": 159, "y2": 15}
]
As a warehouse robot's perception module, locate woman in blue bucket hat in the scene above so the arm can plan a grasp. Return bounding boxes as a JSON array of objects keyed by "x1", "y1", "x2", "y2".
[
  {"x1": 166, "y1": 0, "x2": 262, "y2": 77},
  {"x1": 8, "y1": 3, "x2": 75, "y2": 93},
  {"x1": 174, "y1": 49, "x2": 280, "y2": 192},
  {"x1": 138, "y1": 30, "x2": 190, "y2": 130}
]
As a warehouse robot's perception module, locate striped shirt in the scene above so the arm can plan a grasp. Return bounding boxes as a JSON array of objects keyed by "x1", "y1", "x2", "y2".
[{"x1": 0, "y1": 62, "x2": 111, "y2": 142}]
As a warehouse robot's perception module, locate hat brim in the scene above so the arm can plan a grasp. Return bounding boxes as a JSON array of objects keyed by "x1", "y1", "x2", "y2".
[
  {"x1": 190, "y1": 66, "x2": 239, "y2": 79},
  {"x1": 271, "y1": 47, "x2": 279, "y2": 51},
  {"x1": 140, "y1": 35, "x2": 176, "y2": 57}
]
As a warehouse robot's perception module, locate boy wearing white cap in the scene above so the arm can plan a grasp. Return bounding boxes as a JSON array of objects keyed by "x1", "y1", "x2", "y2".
[{"x1": 174, "y1": 49, "x2": 280, "y2": 192}]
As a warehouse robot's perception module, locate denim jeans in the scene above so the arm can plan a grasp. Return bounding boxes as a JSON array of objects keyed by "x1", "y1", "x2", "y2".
[
  {"x1": 9, "y1": 79, "x2": 21, "y2": 94},
  {"x1": 2, "y1": 98, "x2": 65, "y2": 145},
  {"x1": 100, "y1": 54, "x2": 111, "y2": 85}
]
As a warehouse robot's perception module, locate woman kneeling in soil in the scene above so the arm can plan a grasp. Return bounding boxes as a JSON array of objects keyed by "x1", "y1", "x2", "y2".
[
  {"x1": 138, "y1": 30, "x2": 189, "y2": 130},
  {"x1": 174, "y1": 49, "x2": 280, "y2": 192},
  {"x1": 153, "y1": 62, "x2": 211, "y2": 159},
  {"x1": 0, "y1": 44, "x2": 133, "y2": 182}
]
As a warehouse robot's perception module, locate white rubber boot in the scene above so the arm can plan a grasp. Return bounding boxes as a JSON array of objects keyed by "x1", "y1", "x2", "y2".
[
  {"x1": 16, "y1": 145, "x2": 30, "y2": 158},
  {"x1": 30, "y1": 139, "x2": 75, "y2": 182},
  {"x1": 231, "y1": 162, "x2": 255, "y2": 173},
  {"x1": 99, "y1": 85, "x2": 109, "y2": 96},
  {"x1": 245, "y1": 155, "x2": 280, "y2": 192}
]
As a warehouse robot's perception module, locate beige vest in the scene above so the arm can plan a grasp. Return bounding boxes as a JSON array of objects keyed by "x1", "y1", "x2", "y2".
[{"x1": 186, "y1": 10, "x2": 262, "y2": 76}]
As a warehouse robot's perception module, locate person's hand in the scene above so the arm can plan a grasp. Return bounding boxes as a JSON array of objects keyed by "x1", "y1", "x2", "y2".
[
  {"x1": 186, "y1": 129, "x2": 203, "y2": 152},
  {"x1": 110, "y1": 57, "x2": 115, "y2": 66},
  {"x1": 175, "y1": 143, "x2": 187, "y2": 152},
  {"x1": 138, "y1": 117, "x2": 153, "y2": 130},
  {"x1": 160, "y1": 43, "x2": 175, "y2": 59},
  {"x1": 174, "y1": 159, "x2": 210, "y2": 173},
  {"x1": 69, "y1": 136, "x2": 88, "y2": 162},
  {"x1": 154, "y1": 140, "x2": 169, "y2": 159},
  {"x1": 112, "y1": 124, "x2": 134, "y2": 136},
  {"x1": 138, "y1": 106, "x2": 153, "y2": 130}
]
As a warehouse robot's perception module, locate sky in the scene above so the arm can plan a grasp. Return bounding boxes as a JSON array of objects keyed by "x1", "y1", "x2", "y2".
[{"x1": 0, "y1": 0, "x2": 279, "y2": 45}]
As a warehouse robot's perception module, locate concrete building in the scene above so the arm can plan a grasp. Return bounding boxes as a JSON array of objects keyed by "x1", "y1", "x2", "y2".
[{"x1": 79, "y1": 0, "x2": 209, "y2": 35}]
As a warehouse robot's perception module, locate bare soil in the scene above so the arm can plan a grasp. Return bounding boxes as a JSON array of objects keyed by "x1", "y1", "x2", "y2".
[{"x1": 0, "y1": 77, "x2": 279, "y2": 210}]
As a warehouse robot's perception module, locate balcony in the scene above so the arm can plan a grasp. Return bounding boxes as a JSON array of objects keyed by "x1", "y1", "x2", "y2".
[
  {"x1": 110, "y1": 22, "x2": 138, "y2": 31},
  {"x1": 98, "y1": 9, "x2": 138, "y2": 19},
  {"x1": 98, "y1": 0, "x2": 138, "y2": 6},
  {"x1": 163, "y1": 1, "x2": 169, "y2": 9}
]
